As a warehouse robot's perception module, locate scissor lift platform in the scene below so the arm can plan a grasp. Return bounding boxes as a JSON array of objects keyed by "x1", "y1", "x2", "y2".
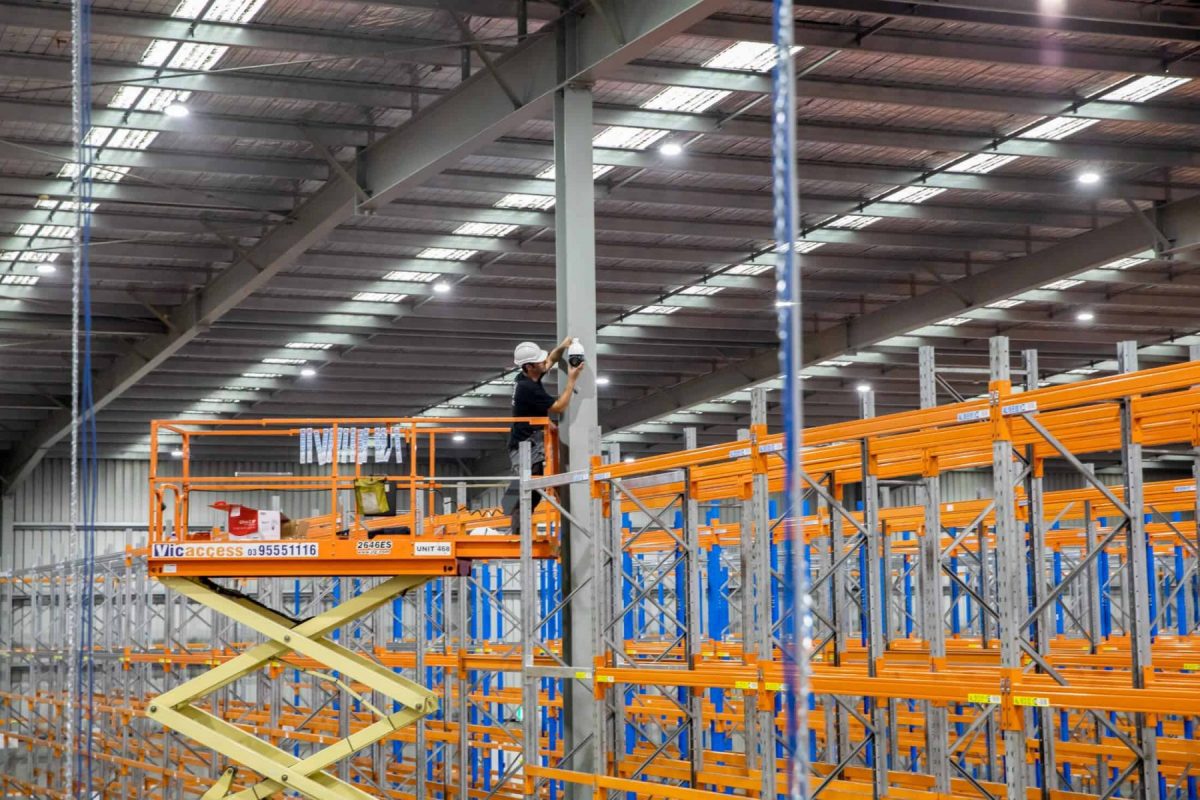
[
  {"x1": 147, "y1": 530, "x2": 558, "y2": 578},
  {"x1": 143, "y1": 415, "x2": 560, "y2": 800}
]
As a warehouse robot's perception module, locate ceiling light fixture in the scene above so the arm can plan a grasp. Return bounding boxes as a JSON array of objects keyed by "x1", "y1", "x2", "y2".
[
  {"x1": 623, "y1": 456, "x2": 635, "y2": 463},
  {"x1": 171, "y1": 448, "x2": 184, "y2": 458},
  {"x1": 164, "y1": 102, "x2": 190, "y2": 118},
  {"x1": 452, "y1": 433, "x2": 466, "y2": 443},
  {"x1": 433, "y1": 281, "x2": 451, "y2": 294},
  {"x1": 659, "y1": 141, "x2": 684, "y2": 157},
  {"x1": 36, "y1": 263, "x2": 57, "y2": 274},
  {"x1": 1076, "y1": 310, "x2": 1095, "y2": 322},
  {"x1": 596, "y1": 376, "x2": 610, "y2": 386},
  {"x1": 300, "y1": 367, "x2": 317, "y2": 377},
  {"x1": 1077, "y1": 171, "x2": 1101, "y2": 185},
  {"x1": 855, "y1": 383, "x2": 872, "y2": 393}
]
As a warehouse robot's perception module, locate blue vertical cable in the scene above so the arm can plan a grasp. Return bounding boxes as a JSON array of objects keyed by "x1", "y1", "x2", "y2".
[
  {"x1": 772, "y1": 0, "x2": 808, "y2": 796},
  {"x1": 72, "y1": 0, "x2": 99, "y2": 789}
]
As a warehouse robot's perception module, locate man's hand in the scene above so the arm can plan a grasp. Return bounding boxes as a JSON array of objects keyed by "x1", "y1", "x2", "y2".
[
  {"x1": 568, "y1": 361, "x2": 585, "y2": 381},
  {"x1": 559, "y1": 335, "x2": 574, "y2": 351}
]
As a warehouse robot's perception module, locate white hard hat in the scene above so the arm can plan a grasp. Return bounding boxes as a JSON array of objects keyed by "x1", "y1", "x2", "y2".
[{"x1": 513, "y1": 341, "x2": 548, "y2": 367}]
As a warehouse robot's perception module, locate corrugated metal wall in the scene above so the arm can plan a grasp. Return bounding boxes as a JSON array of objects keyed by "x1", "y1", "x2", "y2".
[{"x1": 1, "y1": 458, "x2": 478, "y2": 571}]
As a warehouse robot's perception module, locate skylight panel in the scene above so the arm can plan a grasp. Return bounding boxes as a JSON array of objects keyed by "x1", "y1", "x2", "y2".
[
  {"x1": 938, "y1": 317, "x2": 971, "y2": 326},
  {"x1": 354, "y1": 291, "x2": 408, "y2": 303},
  {"x1": 135, "y1": 88, "x2": 191, "y2": 112},
  {"x1": 84, "y1": 127, "x2": 114, "y2": 147},
  {"x1": 818, "y1": 359, "x2": 851, "y2": 367},
  {"x1": 882, "y1": 186, "x2": 946, "y2": 204},
  {"x1": 220, "y1": 385, "x2": 260, "y2": 391},
  {"x1": 1067, "y1": 367, "x2": 1101, "y2": 375},
  {"x1": 727, "y1": 263, "x2": 771, "y2": 276},
  {"x1": 416, "y1": 248, "x2": 476, "y2": 261},
  {"x1": 263, "y1": 357, "x2": 307, "y2": 365},
  {"x1": 242, "y1": 372, "x2": 281, "y2": 379},
  {"x1": 139, "y1": 39, "x2": 177, "y2": 68},
  {"x1": 1, "y1": 251, "x2": 58, "y2": 263},
  {"x1": 676, "y1": 285, "x2": 724, "y2": 296},
  {"x1": 705, "y1": 41, "x2": 788, "y2": 73},
  {"x1": 639, "y1": 305, "x2": 679, "y2": 315},
  {"x1": 643, "y1": 86, "x2": 730, "y2": 113},
  {"x1": 285, "y1": 341, "x2": 333, "y2": 350},
  {"x1": 106, "y1": 128, "x2": 159, "y2": 150},
  {"x1": 827, "y1": 215, "x2": 881, "y2": 230},
  {"x1": 1100, "y1": 76, "x2": 1190, "y2": 103},
  {"x1": 108, "y1": 86, "x2": 143, "y2": 110},
  {"x1": 384, "y1": 270, "x2": 439, "y2": 282},
  {"x1": 1018, "y1": 116, "x2": 1098, "y2": 140},
  {"x1": 987, "y1": 298, "x2": 1024, "y2": 309},
  {"x1": 14, "y1": 224, "x2": 74, "y2": 240},
  {"x1": 35, "y1": 199, "x2": 96, "y2": 213},
  {"x1": 1100, "y1": 256, "x2": 1149, "y2": 270},
  {"x1": 591, "y1": 126, "x2": 669, "y2": 151},
  {"x1": 495, "y1": 193, "x2": 555, "y2": 210},
  {"x1": 1, "y1": 275, "x2": 38, "y2": 285},
  {"x1": 168, "y1": 42, "x2": 228, "y2": 71},
  {"x1": 948, "y1": 153, "x2": 1019, "y2": 174},
  {"x1": 453, "y1": 222, "x2": 518, "y2": 237},
  {"x1": 199, "y1": 396, "x2": 241, "y2": 404},
  {"x1": 173, "y1": 0, "x2": 267, "y2": 23},
  {"x1": 38, "y1": 225, "x2": 75, "y2": 239},
  {"x1": 57, "y1": 163, "x2": 130, "y2": 182},
  {"x1": 1042, "y1": 278, "x2": 1084, "y2": 290}
]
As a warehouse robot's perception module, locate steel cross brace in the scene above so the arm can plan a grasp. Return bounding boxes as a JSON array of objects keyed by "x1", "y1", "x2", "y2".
[{"x1": 147, "y1": 574, "x2": 439, "y2": 800}]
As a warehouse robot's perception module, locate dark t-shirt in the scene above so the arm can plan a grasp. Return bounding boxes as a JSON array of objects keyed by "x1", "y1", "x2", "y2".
[{"x1": 509, "y1": 372, "x2": 554, "y2": 450}]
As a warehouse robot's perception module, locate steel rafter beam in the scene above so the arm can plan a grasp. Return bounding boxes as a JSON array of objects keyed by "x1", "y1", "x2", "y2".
[
  {"x1": 429, "y1": 172, "x2": 1125, "y2": 229},
  {"x1": 0, "y1": 52, "x2": 442, "y2": 110},
  {"x1": 601, "y1": 192, "x2": 1200, "y2": 430},
  {"x1": 614, "y1": 64, "x2": 1200, "y2": 129},
  {"x1": 587, "y1": 106, "x2": 1200, "y2": 170},
  {"x1": 0, "y1": 1, "x2": 480, "y2": 66},
  {"x1": 691, "y1": 15, "x2": 1200, "y2": 79},
  {"x1": 478, "y1": 139, "x2": 1187, "y2": 202},
  {"x1": 791, "y1": 0, "x2": 1200, "y2": 42},
  {"x1": 0, "y1": 0, "x2": 727, "y2": 488}
]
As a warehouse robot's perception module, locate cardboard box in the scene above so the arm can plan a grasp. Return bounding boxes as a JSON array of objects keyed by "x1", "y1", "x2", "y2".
[
  {"x1": 211, "y1": 502, "x2": 282, "y2": 541},
  {"x1": 281, "y1": 519, "x2": 311, "y2": 540}
]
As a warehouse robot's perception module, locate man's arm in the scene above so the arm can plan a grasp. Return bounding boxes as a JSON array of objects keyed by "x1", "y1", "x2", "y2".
[
  {"x1": 542, "y1": 336, "x2": 574, "y2": 372},
  {"x1": 548, "y1": 363, "x2": 584, "y2": 415}
]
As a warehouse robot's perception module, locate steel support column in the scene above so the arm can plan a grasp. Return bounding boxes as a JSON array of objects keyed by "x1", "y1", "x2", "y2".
[
  {"x1": 555, "y1": 49, "x2": 599, "y2": 794},
  {"x1": 1117, "y1": 341, "x2": 1160, "y2": 800},
  {"x1": 990, "y1": 336, "x2": 1029, "y2": 800},
  {"x1": 859, "y1": 390, "x2": 890, "y2": 796},
  {"x1": 917, "y1": 346, "x2": 951, "y2": 793}
]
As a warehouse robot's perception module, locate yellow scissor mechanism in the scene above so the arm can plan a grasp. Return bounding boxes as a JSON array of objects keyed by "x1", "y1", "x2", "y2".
[{"x1": 148, "y1": 575, "x2": 438, "y2": 800}]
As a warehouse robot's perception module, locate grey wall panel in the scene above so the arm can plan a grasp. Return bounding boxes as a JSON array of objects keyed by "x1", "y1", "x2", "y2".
[{"x1": 2, "y1": 458, "x2": 478, "y2": 570}]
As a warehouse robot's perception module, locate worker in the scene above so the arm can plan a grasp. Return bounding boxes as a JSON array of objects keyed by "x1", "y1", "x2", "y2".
[{"x1": 502, "y1": 337, "x2": 584, "y2": 532}]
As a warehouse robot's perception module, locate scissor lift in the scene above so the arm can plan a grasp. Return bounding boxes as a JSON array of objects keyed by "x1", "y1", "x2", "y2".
[{"x1": 144, "y1": 416, "x2": 558, "y2": 800}]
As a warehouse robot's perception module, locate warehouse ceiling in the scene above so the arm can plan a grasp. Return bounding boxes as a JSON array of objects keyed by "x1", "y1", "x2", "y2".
[{"x1": 3, "y1": 0, "x2": 1200, "y2": 478}]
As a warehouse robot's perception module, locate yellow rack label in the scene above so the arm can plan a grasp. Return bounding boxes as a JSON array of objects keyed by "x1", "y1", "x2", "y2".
[
  {"x1": 735, "y1": 680, "x2": 759, "y2": 691},
  {"x1": 596, "y1": 674, "x2": 614, "y2": 684},
  {"x1": 765, "y1": 682, "x2": 784, "y2": 692},
  {"x1": 967, "y1": 693, "x2": 1000, "y2": 705},
  {"x1": 1183, "y1": 663, "x2": 1200, "y2": 671},
  {"x1": 574, "y1": 671, "x2": 592, "y2": 681},
  {"x1": 1014, "y1": 696, "x2": 1049, "y2": 707}
]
